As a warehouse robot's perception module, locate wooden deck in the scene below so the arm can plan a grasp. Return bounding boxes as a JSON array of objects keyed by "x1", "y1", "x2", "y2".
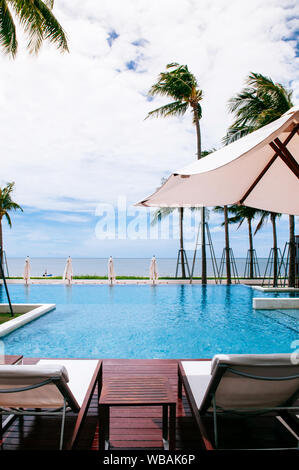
[{"x1": 1, "y1": 358, "x2": 298, "y2": 451}]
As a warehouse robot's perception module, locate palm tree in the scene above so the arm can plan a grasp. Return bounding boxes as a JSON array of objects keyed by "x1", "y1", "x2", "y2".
[
  {"x1": 224, "y1": 72, "x2": 295, "y2": 286},
  {"x1": 151, "y1": 206, "x2": 187, "y2": 277},
  {"x1": 223, "y1": 73, "x2": 293, "y2": 145},
  {"x1": 0, "y1": 0, "x2": 68, "y2": 58},
  {"x1": 218, "y1": 205, "x2": 261, "y2": 278},
  {"x1": 0, "y1": 182, "x2": 23, "y2": 267},
  {"x1": 255, "y1": 211, "x2": 282, "y2": 286},
  {"x1": 213, "y1": 205, "x2": 232, "y2": 284},
  {"x1": 146, "y1": 63, "x2": 208, "y2": 282}
]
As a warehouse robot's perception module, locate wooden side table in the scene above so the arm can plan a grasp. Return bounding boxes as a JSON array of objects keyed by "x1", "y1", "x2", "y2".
[{"x1": 99, "y1": 375, "x2": 176, "y2": 450}]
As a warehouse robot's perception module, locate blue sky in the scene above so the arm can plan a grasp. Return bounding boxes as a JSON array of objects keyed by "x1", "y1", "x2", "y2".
[{"x1": 0, "y1": 0, "x2": 298, "y2": 259}]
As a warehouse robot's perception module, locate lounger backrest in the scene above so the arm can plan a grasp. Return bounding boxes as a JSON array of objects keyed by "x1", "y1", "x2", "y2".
[
  {"x1": 200, "y1": 353, "x2": 299, "y2": 413},
  {"x1": 0, "y1": 364, "x2": 79, "y2": 410}
]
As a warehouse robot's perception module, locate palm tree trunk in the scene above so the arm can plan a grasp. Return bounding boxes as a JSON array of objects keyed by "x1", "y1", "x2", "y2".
[
  {"x1": 271, "y1": 213, "x2": 278, "y2": 287},
  {"x1": 248, "y1": 218, "x2": 254, "y2": 278},
  {"x1": 179, "y1": 207, "x2": 186, "y2": 279},
  {"x1": 192, "y1": 104, "x2": 207, "y2": 284},
  {"x1": 224, "y1": 206, "x2": 231, "y2": 284},
  {"x1": 288, "y1": 215, "x2": 295, "y2": 287}
]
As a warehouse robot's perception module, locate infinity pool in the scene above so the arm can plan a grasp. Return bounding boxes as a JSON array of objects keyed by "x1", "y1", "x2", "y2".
[{"x1": 1, "y1": 284, "x2": 298, "y2": 359}]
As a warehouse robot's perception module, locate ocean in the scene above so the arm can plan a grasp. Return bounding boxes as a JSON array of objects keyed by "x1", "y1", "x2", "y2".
[{"x1": 4, "y1": 257, "x2": 271, "y2": 278}]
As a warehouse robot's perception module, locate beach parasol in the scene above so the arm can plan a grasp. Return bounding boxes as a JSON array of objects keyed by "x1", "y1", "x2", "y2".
[
  {"x1": 23, "y1": 256, "x2": 31, "y2": 285},
  {"x1": 137, "y1": 107, "x2": 299, "y2": 215},
  {"x1": 63, "y1": 256, "x2": 73, "y2": 285},
  {"x1": 149, "y1": 256, "x2": 159, "y2": 284},
  {"x1": 108, "y1": 256, "x2": 115, "y2": 285}
]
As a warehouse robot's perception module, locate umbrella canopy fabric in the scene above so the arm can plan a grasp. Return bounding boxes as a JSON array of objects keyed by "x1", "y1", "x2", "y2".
[
  {"x1": 137, "y1": 107, "x2": 299, "y2": 215},
  {"x1": 108, "y1": 256, "x2": 115, "y2": 284},
  {"x1": 149, "y1": 256, "x2": 158, "y2": 283},
  {"x1": 23, "y1": 256, "x2": 30, "y2": 285},
  {"x1": 63, "y1": 257, "x2": 73, "y2": 285}
]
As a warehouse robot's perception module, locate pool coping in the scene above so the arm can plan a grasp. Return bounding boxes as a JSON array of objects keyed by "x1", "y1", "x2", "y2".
[
  {"x1": 253, "y1": 286, "x2": 299, "y2": 292},
  {"x1": 252, "y1": 298, "x2": 299, "y2": 310},
  {"x1": 0, "y1": 304, "x2": 56, "y2": 337},
  {"x1": 4, "y1": 279, "x2": 264, "y2": 285}
]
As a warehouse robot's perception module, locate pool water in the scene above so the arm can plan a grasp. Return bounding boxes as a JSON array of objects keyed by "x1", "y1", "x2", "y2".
[{"x1": 1, "y1": 284, "x2": 298, "y2": 359}]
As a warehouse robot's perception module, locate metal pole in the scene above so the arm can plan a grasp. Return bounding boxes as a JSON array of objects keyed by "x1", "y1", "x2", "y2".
[{"x1": 0, "y1": 248, "x2": 13, "y2": 317}]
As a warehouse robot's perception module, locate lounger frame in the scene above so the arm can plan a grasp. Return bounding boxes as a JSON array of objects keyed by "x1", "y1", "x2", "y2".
[
  {"x1": 178, "y1": 360, "x2": 299, "y2": 450},
  {"x1": 0, "y1": 360, "x2": 102, "y2": 450}
]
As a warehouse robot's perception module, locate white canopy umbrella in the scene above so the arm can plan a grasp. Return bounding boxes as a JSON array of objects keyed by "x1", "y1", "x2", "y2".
[
  {"x1": 23, "y1": 256, "x2": 31, "y2": 285},
  {"x1": 149, "y1": 256, "x2": 159, "y2": 284},
  {"x1": 137, "y1": 107, "x2": 299, "y2": 215},
  {"x1": 108, "y1": 256, "x2": 115, "y2": 285},
  {"x1": 63, "y1": 256, "x2": 73, "y2": 285}
]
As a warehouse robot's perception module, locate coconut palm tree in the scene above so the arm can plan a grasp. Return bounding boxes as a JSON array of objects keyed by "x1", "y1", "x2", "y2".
[
  {"x1": 216, "y1": 205, "x2": 261, "y2": 278},
  {"x1": 0, "y1": 0, "x2": 68, "y2": 58},
  {"x1": 151, "y1": 206, "x2": 186, "y2": 277},
  {"x1": 254, "y1": 211, "x2": 282, "y2": 287},
  {"x1": 213, "y1": 205, "x2": 232, "y2": 284},
  {"x1": 146, "y1": 63, "x2": 208, "y2": 282},
  {"x1": 0, "y1": 182, "x2": 23, "y2": 267},
  {"x1": 224, "y1": 72, "x2": 295, "y2": 286}
]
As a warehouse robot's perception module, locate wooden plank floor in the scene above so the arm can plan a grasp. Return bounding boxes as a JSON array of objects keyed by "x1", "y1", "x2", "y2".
[
  {"x1": 1, "y1": 358, "x2": 203, "y2": 451},
  {"x1": 1, "y1": 358, "x2": 298, "y2": 451}
]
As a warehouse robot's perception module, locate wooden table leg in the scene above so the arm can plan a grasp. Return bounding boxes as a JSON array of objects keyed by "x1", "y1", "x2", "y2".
[
  {"x1": 162, "y1": 405, "x2": 168, "y2": 448},
  {"x1": 178, "y1": 364, "x2": 183, "y2": 399},
  {"x1": 169, "y1": 404, "x2": 176, "y2": 451},
  {"x1": 99, "y1": 405, "x2": 110, "y2": 450}
]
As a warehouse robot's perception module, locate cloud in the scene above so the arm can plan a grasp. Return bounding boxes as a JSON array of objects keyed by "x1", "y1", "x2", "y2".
[
  {"x1": 42, "y1": 213, "x2": 90, "y2": 223},
  {"x1": 0, "y1": 0, "x2": 297, "y2": 214},
  {"x1": 0, "y1": 1, "x2": 297, "y2": 257}
]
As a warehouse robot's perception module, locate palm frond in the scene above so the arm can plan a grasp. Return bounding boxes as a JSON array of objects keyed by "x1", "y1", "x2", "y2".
[
  {"x1": 254, "y1": 212, "x2": 269, "y2": 235},
  {"x1": 224, "y1": 71, "x2": 293, "y2": 144},
  {"x1": 4, "y1": 211, "x2": 12, "y2": 227},
  {"x1": 34, "y1": 0, "x2": 68, "y2": 52},
  {"x1": 151, "y1": 207, "x2": 175, "y2": 226},
  {"x1": 0, "y1": 0, "x2": 17, "y2": 57},
  {"x1": 146, "y1": 101, "x2": 188, "y2": 119},
  {"x1": 8, "y1": 0, "x2": 68, "y2": 54}
]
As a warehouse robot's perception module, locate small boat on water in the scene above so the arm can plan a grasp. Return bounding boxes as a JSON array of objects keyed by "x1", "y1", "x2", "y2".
[{"x1": 42, "y1": 269, "x2": 53, "y2": 277}]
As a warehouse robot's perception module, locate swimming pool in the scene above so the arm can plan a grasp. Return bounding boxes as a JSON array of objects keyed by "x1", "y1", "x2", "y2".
[{"x1": 1, "y1": 284, "x2": 298, "y2": 359}]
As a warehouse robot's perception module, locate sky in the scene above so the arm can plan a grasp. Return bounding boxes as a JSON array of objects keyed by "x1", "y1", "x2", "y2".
[{"x1": 0, "y1": 0, "x2": 298, "y2": 260}]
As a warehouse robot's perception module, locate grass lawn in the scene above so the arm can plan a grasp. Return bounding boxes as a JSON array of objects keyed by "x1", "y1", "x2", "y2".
[{"x1": 0, "y1": 313, "x2": 23, "y2": 325}]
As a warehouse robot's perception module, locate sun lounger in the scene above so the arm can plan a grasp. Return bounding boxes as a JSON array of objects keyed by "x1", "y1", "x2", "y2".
[
  {"x1": 0, "y1": 359, "x2": 102, "y2": 449},
  {"x1": 178, "y1": 354, "x2": 299, "y2": 449}
]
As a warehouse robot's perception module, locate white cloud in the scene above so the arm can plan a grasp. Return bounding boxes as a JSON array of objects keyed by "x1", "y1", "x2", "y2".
[
  {"x1": 42, "y1": 213, "x2": 90, "y2": 223},
  {"x1": 0, "y1": 0, "x2": 298, "y2": 215}
]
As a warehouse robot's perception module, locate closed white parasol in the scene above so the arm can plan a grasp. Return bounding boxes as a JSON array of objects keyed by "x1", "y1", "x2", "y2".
[
  {"x1": 23, "y1": 256, "x2": 31, "y2": 285},
  {"x1": 108, "y1": 256, "x2": 115, "y2": 285},
  {"x1": 63, "y1": 256, "x2": 73, "y2": 285},
  {"x1": 149, "y1": 256, "x2": 158, "y2": 284}
]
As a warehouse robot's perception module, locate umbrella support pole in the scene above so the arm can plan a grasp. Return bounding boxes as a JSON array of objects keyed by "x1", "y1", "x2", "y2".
[
  {"x1": 262, "y1": 248, "x2": 284, "y2": 287},
  {"x1": 243, "y1": 249, "x2": 261, "y2": 279},
  {"x1": 218, "y1": 248, "x2": 240, "y2": 284},
  {"x1": 175, "y1": 249, "x2": 190, "y2": 279},
  {"x1": 190, "y1": 222, "x2": 220, "y2": 284},
  {"x1": 0, "y1": 249, "x2": 14, "y2": 317}
]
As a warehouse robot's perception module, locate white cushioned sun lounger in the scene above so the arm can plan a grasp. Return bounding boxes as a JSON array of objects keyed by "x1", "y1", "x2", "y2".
[
  {"x1": 178, "y1": 354, "x2": 299, "y2": 449},
  {"x1": 0, "y1": 359, "x2": 102, "y2": 449}
]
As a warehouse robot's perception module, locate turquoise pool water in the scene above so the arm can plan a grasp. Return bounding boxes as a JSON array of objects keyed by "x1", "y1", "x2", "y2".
[{"x1": 1, "y1": 284, "x2": 298, "y2": 359}]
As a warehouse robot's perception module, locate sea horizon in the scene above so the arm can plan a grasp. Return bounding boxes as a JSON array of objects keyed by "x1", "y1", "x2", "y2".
[{"x1": 4, "y1": 256, "x2": 270, "y2": 278}]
